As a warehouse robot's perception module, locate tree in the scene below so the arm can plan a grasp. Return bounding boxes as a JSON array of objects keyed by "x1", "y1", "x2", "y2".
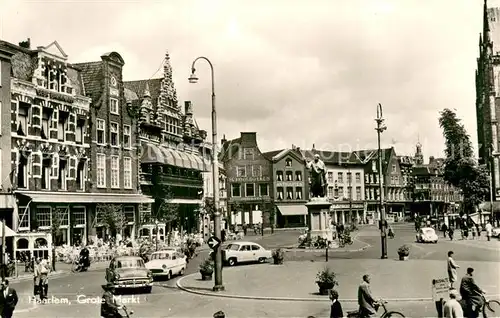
[
  {"x1": 203, "y1": 197, "x2": 216, "y2": 219},
  {"x1": 51, "y1": 207, "x2": 65, "y2": 246},
  {"x1": 97, "y1": 204, "x2": 126, "y2": 239},
  {"x1": 439, "y1": 109, "x2": 490, "y2": 215}
]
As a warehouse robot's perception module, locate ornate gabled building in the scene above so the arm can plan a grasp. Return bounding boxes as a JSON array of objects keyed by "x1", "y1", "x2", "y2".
[
  {"x1": 0, "y1": 39, "x2": 97, "y2": 247},
  {"x1": 124, "y1": 52, "x2": 211, "y2": 235},
  {"x1": 74, "y1": 51, "x2": 154, "y2": 242}
]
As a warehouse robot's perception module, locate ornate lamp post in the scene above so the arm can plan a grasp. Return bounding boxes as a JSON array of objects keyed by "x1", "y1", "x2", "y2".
[
  {"x1": 188, "y1": 57, "x2": 224, "y2": 291},
  {"x1": 375, "y1": 103, "x2": 388, "y2": 259}
]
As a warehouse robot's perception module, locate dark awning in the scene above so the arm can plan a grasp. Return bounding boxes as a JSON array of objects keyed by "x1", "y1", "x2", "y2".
[{"x1": 141, "y1": 143, "x2": 210, "y2": 171}]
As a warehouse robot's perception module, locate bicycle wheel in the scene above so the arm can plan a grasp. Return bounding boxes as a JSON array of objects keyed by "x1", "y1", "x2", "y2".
[
  {"x1": 484, "y1": 299, "x2": 500, "y2": 318},
  {"x1": 384, "y1": 310, "x2": 405, "y2": 318},
  {"x1": 71, "y1": 258, "x2": 79, "y2": 273}
]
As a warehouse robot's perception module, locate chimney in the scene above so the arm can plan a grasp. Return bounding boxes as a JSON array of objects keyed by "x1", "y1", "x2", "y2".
[
  {"x1": 19, "y1": 38, "x2": 31, "y2": 49},
  {"x1": 221, "y1": 134, "x2": 227, "y2": 145},
  {"x1": 184, "y1": 101, "x2": 193, "y2": 115}
]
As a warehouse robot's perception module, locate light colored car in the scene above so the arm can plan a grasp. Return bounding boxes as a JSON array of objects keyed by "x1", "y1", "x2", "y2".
[
  {"x1": 416, "y1": 227, "x2": 439, "y2": 243},
  {"x1": 106, "y1": 256, "x2": 153, "y2": 293},
  {"x1": 492, "y1": 227, "x2": 500, "y2": 238},
  {"x1": 222, "y1": 242, "x2": 272, "y2": 266},
  {"x1": 145, "y1": 250, "x2": 186, "y2": 279}
]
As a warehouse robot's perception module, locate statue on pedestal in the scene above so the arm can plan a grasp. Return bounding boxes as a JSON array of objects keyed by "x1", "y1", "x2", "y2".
[{"x1": 306, "y1": 154, "x2": 327, "y2": 198}]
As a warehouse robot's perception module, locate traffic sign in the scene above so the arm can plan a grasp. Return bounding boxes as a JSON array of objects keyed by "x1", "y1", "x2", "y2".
[{"x1": 208, "y1": 236, "x2": 221, "y2": 250}]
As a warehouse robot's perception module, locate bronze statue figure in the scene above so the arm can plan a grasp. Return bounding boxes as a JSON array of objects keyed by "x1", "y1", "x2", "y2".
[{"x1": 307, "y1": 154, "x2": 327, "y2": 198}]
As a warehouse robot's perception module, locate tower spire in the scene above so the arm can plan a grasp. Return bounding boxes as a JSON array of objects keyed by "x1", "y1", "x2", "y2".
[{"x1": 484, "y1": 0, "x2": 491, "y2": 43}]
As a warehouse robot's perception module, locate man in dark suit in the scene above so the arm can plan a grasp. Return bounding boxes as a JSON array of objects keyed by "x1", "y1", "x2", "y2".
[{"x1": 0, "y1": 279, "x2": 18, "y2": 318}]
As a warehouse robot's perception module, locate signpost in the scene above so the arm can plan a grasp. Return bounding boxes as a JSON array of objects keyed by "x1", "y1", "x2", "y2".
[
  {"x1": 432, "y1": 278, "x2": 449, "y2": 317},
  {"x1": 208, "y1": 236, "x2": 221, "y2": 250}
]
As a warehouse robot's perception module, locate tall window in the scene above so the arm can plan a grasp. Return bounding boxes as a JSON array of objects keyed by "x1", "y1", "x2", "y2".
[
  {"x1": 17, "y1": 155, "x2": 28, "y2": 188},
  {"x1": 372, "y1": 160, "x2": 377, "y2": 171},
  {"x1": 246, "y1": 184, "x2": 255, "y2": 197},
  {"x1": 124, "y1": 206, "x2": 135, "y2": 224},
  {"x1": 76, "y1": 119, "x2": 85, "y2": 144},
  {"x1": 124, "y1": 157, "x2": 132, "y2": 189},
  {"x1": 327, "y1": 172, "x2": 333, "y2": 183},
  {"x1": 17, "y1": 102, "x2": 29, "y2": 136},
  {"x1": 347, "y1": 187, "x2": 352, "y2": 199},
  {"x1": 37, "y1": 207, "x2": 52, "y2": 228},
  {"x1": 337, "y1": 172, "x2": 343, "y2": 183},
  {"x1": 41, "y1": 158, "x2": 51, "y2": 190},
  {"x1": 231, "y1": 183, "x2": 241, "y2": 196},
  {"x1": 338, "y1": 186, "x2": 344, "y2": 199},
  {"x1": 328, "y1": 186, "x2": 334, "y2": 198},
  {"x1": 41, "y1": 108, "x2": 52, "y2": 140},
  {"x1": 111, "y1": 156, "x2": 119, "y2": 188},
  {"x1": 285, "y1": 171, "x2": 293, "y2": 181},
  {"x1": 58, "y1": 111, "x2": 68, "y2": 141},
  {"x1": 110, "y1": 122, "x2": 119, "y2": 147},
  {"x1": 355, "y1": 172, "x2": 361, "y2": 183},
  {"x1": 276, "y1": 171, "x2": 283, "y2": 181},
  {"x1": 123, "y1": 125, "x2": 131, "y2": 148},
  {"x1": 58, "y1": 158, "x2": 67, "y2": 190},
  {"x1": 259, "y1": 184, "x2": 268, "y2": 196},
  {"x1": 296, "y1": 187, "x2": 302, "y2": 200},
  {"x1": 347, "y1": 172, "x2": 352, "y2": 184},
  {"x1": 295, "y1": 171, "x2": 302, "y2": 181},
  {"x1": 286, "y1": 187, "x2": 293, "y2": 200},
  {"x1": 356, "y1": 187, "x2": 362, "y2": 200},
  {"x1": 96, "y1": 153, "x2": 106, "y2": 187},
  {"x1": 73, "y1": 207, "x2": 86, "y2": 226},
  {"x1": 76, "y1": 160, "x2": 86, "y2": 190},
  {"x1": 96, "y1": 119, "x2": 105, "y2": 144},
  {"x1": 277, "y1": 187, "x2": 284, "y2": 200},
  {"x1": 110, "y1": 98, "x2": 119, "y2": 115}
]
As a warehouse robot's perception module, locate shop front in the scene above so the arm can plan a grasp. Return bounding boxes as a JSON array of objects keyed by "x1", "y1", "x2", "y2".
[
  {"x1": 329, "y1": 201, "x2": 365, "y2": 225},
  {"x1": 275, "y1": 204, "x2": 307, "y2": 228}
]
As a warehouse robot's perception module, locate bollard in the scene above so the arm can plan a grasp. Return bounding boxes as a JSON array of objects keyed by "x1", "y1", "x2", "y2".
[{"x1": 325, "y1": 241, "x2": 329, "y2": 262}]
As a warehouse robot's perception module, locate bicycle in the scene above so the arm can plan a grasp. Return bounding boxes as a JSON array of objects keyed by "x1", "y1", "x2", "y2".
[
  {"x1": 338, "y1": 233, "x2": 353, "y2": 248},
  {"x1": 461, "y1": 294, "x2": 500, "y2": 318},
  {"x1": 71, "y1": 253, "x2": 94, "y2": 273},
  {"x1": 347, "y1": 300, "x2": 405, "y2": 318}
]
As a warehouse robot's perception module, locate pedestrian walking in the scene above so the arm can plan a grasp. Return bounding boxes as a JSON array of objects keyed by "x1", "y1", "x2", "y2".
[
  {"x1": 33, "y1": 258, "x2": 41, "y2": 300},
  {"x1": 329, "y1": 289, "x2": 344, "y2": 318},
  {"x1": 442, "y1": 223, "x2": 448, "y2": 238},
  {"x1": 38, "y1": 258, "x2": 50, "y2": 301},
  {"x1": 447, "y1": 251, "x2": 460, "y2": 289},
  {"x1": 448, "y1": 228, "x2": 455, "y2": 241},
  {"x1": 0, "y1": 279, "x2": 18, "y2": 318},
  {"x1": 443, "y1": 289, "x2": 464, "y2": 318},
  {"x1": 485, "y1": 222, "x2": 493, "y2": 241},
  {"x1": 472, "y1": 226, "x2": 476, "y2": 240}
]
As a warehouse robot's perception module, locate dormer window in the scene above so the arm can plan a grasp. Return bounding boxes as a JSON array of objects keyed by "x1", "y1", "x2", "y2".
[{"x1": 285, "y1": 159, "x2": 292, "y2": 167}]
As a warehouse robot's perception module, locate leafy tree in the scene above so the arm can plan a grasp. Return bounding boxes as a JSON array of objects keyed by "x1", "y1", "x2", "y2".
[
  {"x1": 97, "y1": 204, "x2": 126, "y2": 239},
  {"x1": 203, "y1": 197, "x2": 216, "y2": 219},
  {"x1": 439, "y1": 109, "x2": 489, "y2": 214},
  {"x1": 51, "y1": 207, "x2": 65, "y2": 246}
]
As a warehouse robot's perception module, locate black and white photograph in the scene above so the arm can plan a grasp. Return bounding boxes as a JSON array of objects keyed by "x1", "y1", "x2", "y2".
[{"x1": 0, "y1": 0, "x2": 499, "y2": 317}]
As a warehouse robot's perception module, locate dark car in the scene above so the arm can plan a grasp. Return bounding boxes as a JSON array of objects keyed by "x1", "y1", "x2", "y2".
[{"x1": 105, "y1": 256, "x2": 153, "y2": 293}]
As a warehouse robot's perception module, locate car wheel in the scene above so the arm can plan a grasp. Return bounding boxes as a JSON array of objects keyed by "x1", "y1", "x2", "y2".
[
  {"x1": 228, "y1": 258, "x2": 237, "y2": 266},
  {"x1": 166, "y1": 271, "x2": 172, "y2": 280},
  {"x1": 179, "y1": 268, "x2": 185, "y2": 276},
  {"x1": 434, "y1": 241, "x2": 438, "y2": 244},
  {"x1": 258, "y1": 257, "x2": 267, "y2": 263},
  {"x1": 144, "y1": 286, "x2": 152, "y2": 294}
]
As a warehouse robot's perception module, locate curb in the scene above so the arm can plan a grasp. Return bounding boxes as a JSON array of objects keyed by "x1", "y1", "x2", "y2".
[{"x1": 177, "y1": 272, "x2": 500, "y2": 303}]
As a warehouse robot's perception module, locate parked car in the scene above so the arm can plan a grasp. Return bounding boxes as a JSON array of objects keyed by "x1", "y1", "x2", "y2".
[
  {"x1": 106, "y1": 256, "x2": 153, "y2": 293},
  {"x1": 492, "y1": 227, "x2": 500, "y2": 238},
  {"x1": 145, "y1": 250, "x2": 186, "y2": 280},
  {"x1": 222, "y1": 242, "x2": 272, "y2": 266},
  {"x1": 416, "y1": 227, "x2": 439, "y2": 243}
]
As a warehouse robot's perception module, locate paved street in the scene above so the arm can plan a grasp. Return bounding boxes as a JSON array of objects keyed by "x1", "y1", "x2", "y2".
[{"x1": 11, "y1": 224, "x2": 500, "y2": 317}]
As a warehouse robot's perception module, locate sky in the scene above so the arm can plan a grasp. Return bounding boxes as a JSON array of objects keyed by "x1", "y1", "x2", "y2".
[{"x1": 0, "y1": 0, "x2": 494, "y2": 161}]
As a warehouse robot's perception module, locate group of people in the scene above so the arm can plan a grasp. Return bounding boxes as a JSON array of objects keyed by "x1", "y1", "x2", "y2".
[{"x1": 447, "y1": 251, "x2": 487, "y2": 318}]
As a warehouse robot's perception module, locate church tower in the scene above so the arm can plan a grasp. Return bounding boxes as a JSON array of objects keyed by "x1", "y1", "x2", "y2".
[{"x1": 414, "y1": 141, "x2": 424, "y2": 166}]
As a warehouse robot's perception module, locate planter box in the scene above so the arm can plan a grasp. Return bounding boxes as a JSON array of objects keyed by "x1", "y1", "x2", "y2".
[
  {"x1": 317, "y1": 282, "x2": 334, "y2": 295},
  {"x1": 398, "y1": 254, "x2": 409, "y2": 261},
  {"x1": 200, "y1": 270, "x2": 213, "y2": 280},
  {"x1": 273, "y1": 257, "x2": 284, "y2": 265}
]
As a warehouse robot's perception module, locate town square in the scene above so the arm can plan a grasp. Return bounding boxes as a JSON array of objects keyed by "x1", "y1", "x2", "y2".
[{"x1": 0, "y1": 0, "x2": 500, "y2": 317}]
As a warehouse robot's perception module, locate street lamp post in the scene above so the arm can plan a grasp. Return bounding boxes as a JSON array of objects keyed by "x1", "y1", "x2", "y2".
[
  {"x1": 189, "y1": 57, "x2": 225, "y2": 291},
  {"x1": 375, "y1": 103, "x2": 388, "y2": 259}
]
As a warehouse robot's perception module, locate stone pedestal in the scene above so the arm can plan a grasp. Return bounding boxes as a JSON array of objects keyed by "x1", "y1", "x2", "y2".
[{"x1": 305, "y1": 197, "x2": 333, "y2": 241}]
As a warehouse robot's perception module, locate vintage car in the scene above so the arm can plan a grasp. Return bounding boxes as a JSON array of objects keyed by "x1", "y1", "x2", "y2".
[
  {"x1": 416, "y1": 227, "x2": 439, "y2": 243},
  {"x1": 222, "y1": 242, "x2": 272, "y2": 266},
  {"x1": 145, "y1": 250, "x2": 186, "y2": 279},
  {"x1": 106, "y1": 256, "x2": 153, "y2": 293}
]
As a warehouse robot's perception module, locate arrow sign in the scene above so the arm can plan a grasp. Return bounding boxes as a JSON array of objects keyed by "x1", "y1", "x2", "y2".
[{"x1": 208, "y1": 236, "x2": 221, "y2": 250}]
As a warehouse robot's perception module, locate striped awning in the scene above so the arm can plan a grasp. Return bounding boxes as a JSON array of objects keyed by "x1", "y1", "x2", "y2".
[{"x1": 141, "y1": 143, "x2": 210, "y2": 171}]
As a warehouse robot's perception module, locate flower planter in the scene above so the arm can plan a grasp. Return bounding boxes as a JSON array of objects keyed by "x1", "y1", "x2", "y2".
[
  {"x1": 200, "y1": 270, "x2": 213, "y2": 281},
  {"x1": 273, "y1": 256, "x2": 284, "y2": 265},
  {"x1": 317, "y1": 282, "x2": 334, "y2": 295},
  {"x1": 398, "y1": 254, "x2": 409, "y2": 261}
]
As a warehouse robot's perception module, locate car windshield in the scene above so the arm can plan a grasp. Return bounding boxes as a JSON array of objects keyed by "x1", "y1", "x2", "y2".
[
  {"x1": 116, "y1": 259, "x2": 145, "y2": 268},
  {"x1": 226, "y1": 244, "x2": 240, "y2": 251},
  {"x1": 151, "y1": 253, "x2": 171, "y2": 260},
  {"x1": 424, "y1": 229, "x2": 434, "y2": 235}
]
